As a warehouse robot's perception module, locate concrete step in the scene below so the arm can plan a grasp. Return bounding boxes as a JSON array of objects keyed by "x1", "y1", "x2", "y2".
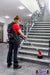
[
  {"x1": 19, "y1": 48, "x2": 48, "y2": 54},
  {"x1": 34, "y1": 25, "x2": 50, "y2": 26},
  {"x1": 35, "y1": 24, "x2": 50, "y2": 25},
  {"x1": 28, "y1": 35, "x2": 50, "y2": 39},
  {"x1": 31, "y1": 28, "x2": 50, "y2": 30},
  {"x1": 35, "y1": 22, "x2": 50, "y2": 24},
  {"x1": 28, "y1": 33, "x2": 50, "y2": 36},
  {"x1": 27, "y1": 38, "x2": 49, "y2": 43},
  {"x1": 18, "y1": 54, "x2": 49, "y2": 65},
  {"x1": 19, "y1": 49, "x2": 48, "y2": 57},
  {"x1": 33, "y1": 26, "x2": 50, "y2": 28},
  {"x1": 23, "y1": 42, "x2": 49, "y2": 47},
  {"x1": 18, "y1": 22, "x2": 50, "y2": 65},
  {"x1": 21, "y1": 45, "x2": 49, "y2": 51},
  {"x1": 35, "y1": 22, "x2": 50, "y2": 25},
  {"x1": 30, "y1": 30, "x2": 50, "y2": 33}
]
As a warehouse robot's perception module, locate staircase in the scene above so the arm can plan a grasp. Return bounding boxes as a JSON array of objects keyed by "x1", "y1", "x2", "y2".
[{"x1": 18, "y1": 22, "x2": 50, "y2": 65}]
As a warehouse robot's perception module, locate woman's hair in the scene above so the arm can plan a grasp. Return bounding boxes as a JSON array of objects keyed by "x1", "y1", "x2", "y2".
[{"x1": 14, "y1": 15, "x2": 21, "y2": 21}]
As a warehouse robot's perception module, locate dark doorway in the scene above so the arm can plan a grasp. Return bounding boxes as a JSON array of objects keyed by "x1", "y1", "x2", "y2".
[{"x1": 0, "y1": 23, "x2": 3, "y2": 43}]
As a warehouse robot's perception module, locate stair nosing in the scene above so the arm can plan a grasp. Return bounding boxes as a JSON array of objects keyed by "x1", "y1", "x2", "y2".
[
  {"x1": 18, "y1": 55, "x2": 49, "y2": 63},
  {"x1": 24, "y1": 42, "x2": 49, "y2": 45},
  {"x1": 21, "y1": 45, "x2": 49, "y2": 50},
  {"x1": 19, "y1": 50, "x2": 48, "y2": 56}
]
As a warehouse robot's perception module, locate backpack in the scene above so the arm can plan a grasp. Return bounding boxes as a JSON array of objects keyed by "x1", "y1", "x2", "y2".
[
  {"x1": 7, "y1": 23, "x2": 20, "y2": 45},
  {"x1": 7, "y1": 22, "x2": 15, "y2": 39}
]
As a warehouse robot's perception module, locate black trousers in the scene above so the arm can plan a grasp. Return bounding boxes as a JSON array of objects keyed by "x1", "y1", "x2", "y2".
[{"x1": 7, "y1": 38, "x2": 19, "y2": 67}]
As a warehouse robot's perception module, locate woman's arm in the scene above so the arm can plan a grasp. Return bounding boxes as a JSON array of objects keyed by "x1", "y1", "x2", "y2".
[{"x1": 18, "y1": 29, "x2": 27, "y2": 39}]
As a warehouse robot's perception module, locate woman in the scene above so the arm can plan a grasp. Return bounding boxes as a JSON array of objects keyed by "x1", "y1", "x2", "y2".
[{"x1": 7, "y1": 15, "x2": 27, "y2": 69}]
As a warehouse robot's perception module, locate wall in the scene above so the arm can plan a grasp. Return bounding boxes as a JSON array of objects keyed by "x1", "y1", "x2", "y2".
[
  {"x1": 19, "y1": 0, "x2": 40, "y2": 13},
  {"x1": 0, "y1": 17, "x2": 6, "y2": 42},
  {"x1": 39, "y1": 0, "x2": 50, "y2": 22},
  {"x1": 0, "y1": 17, "x2": 12, "y2": 42}
]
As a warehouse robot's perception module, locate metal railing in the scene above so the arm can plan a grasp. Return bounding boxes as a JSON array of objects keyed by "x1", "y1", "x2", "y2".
[
  {"x1": 21, "y1": 0, "x2": 45, "y2": 36},
  {"x1": 36, "y1": 0, "x2": 45, "y2": 9},
  {"x1": 19, "y1": 1, "x2": 45, "y2": 49}
]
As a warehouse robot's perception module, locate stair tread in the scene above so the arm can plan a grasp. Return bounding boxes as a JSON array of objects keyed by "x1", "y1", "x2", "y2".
[
  {"x1": 32, "y1": 28, "x2": 50, "y2": 29},
  {"x1": 19, "y1": 48, "x2": 48, "y2": 52},
  {"x1": 33, "y1": 24, "x2": 50, "y2": 27},
  {"x1": 30, "y1": 30, "x2": 50, "y2": 32},
  {"x1": 24, "y1": 42, "x2": 49, "y2": 45},
  {"x1": 29, "y1": 33, "x2": 50, "y2": 34},
  {"x1": 28, "y1": 35, "x2": 50, "y2": 37},
  {"x1": 21, "y1": 45, "x2": 49, "y2": 50},
  {"x1": 30, "y1": 29, "x2": 50, "y2": 31},
  {"x1": 18, "y1": 55, "x2": 49, "y2": 63},
  {"x1": 27, "y1": 38, "x2": 49, "y2": 41},
  {"x1": 19, "y1": 50, "x2": 48, "y2": 56},
  {"x1": 35, "y1": 22, "x2": 50, "y2": 23},
  {"x1": 34, "y1": 26, "x2": 50, "y2": 27},
  {"x1": 19, "y1": 22, "x2": 50, "y2": 64}
]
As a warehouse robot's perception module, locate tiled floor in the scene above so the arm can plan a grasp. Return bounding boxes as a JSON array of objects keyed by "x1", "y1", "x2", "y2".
[{"x1": 0, "y1": 43, "x2": 50, "y2": 75}]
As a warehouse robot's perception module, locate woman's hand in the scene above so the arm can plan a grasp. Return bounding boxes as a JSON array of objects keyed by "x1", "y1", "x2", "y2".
[
  {"x1": 25, "y1": 36, "x2": 27, "y2": 39},
  {"x1": 18, "y1": 30, "x2": 28, "y2": 39}
]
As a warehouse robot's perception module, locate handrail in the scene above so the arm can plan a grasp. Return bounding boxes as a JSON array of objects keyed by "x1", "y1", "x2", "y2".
[
  {"x1": 19, "y1": 1, "x2": 45, "y2": 50},
  {"x1": 36, "y1": 0, "x2": 44, "y2": 9}
]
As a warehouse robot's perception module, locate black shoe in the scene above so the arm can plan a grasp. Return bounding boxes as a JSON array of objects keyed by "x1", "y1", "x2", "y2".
[
  {"x1": 13, "y1": 65, "x2": 22, "y2": 69},
  {"x1": 7, "y1": 63, "x2": 12, "y2": 68}
]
